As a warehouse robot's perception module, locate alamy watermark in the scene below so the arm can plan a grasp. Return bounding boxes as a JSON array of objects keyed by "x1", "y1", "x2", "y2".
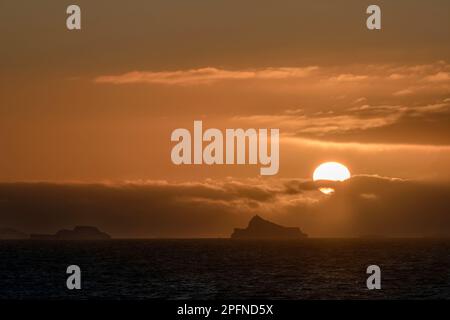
[{"x1": 171, "y1": 121, "x2": 279, "y2": 175}]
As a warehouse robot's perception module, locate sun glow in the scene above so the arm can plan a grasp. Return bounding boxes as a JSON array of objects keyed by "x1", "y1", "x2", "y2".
[{"x1": 313, "y1": 162, "x2": 351, "y2": 194}]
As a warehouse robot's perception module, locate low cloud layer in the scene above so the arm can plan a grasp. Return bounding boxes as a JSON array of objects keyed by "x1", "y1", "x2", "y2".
[{"x1": 1, "y1": 176, "x2": 449, "y2": 238}]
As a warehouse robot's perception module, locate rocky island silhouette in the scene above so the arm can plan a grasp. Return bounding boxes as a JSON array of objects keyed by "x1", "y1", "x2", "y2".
[
  {"x1": 231, "y1": 215, "x2": 308, "y2": 239},
  {"x1": 30, "y1": 226, "x2": 111, "y2": 240}
]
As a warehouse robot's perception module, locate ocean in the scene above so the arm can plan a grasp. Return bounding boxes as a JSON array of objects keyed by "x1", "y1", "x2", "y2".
[{"x1": 0, "y1": 239, "x2": 449, "y2": 299}]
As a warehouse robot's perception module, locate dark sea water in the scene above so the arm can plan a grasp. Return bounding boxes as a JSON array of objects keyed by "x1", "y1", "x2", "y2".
[{"x1": 0, "y1": 239, "x2": 449, "y2": 300}]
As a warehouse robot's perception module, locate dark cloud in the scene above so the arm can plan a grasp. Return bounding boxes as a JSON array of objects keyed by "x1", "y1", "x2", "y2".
[{"x1": 1, "y1": 176, "x2": 449, "y2": 238}]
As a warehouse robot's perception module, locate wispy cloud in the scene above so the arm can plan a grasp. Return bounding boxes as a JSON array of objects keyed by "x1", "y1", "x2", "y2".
[
  {"x1": 233, "y1": 113, "x2": 400, "y2": 136},
  {"x1": 393, "y1": 88, "x2": 415, "y2": 96},
  {"x1": 424, "y1": 72, "x2": 450, "y2": 82},
  {"x1": 284, "y1": 136, "x2": 450, "y2": 152},
  {"x1": 328, "y1": 74, "x2": 369, "y2": 82},
  {"x1": 94, "y1": 62, "x2": 450, "y2": 90},
  {"x1": 232, "y1": 100, "x2": 450, "y2": 137},
  {"x1": 94, "y1": 67, "x2": 319, "y2": 85},
  {"x1": 92, "y1": 62, "x2": 450, "y2": 145}
]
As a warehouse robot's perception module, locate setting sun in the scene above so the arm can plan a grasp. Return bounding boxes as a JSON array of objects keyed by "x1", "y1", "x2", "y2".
[
  {"x1": 313, "y1": 162, "x2": 351, "y2": 194},
  {"x1": 313, "y1": 162, "x2": 351, "y2": 182}
]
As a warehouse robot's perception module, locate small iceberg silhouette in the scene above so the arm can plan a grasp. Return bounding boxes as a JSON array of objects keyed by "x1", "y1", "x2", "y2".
[
  {"x1": 30, "y1": 226, "x2": 111, "y2": 240},
  {"x1": 0, "y1": 228, "x2": 28, "y2": 240}
]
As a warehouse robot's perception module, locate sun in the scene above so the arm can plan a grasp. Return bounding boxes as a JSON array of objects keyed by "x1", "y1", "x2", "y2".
[
  {"x1": 313, "y1": 162, "x2": 351, "y2": 182},
  {"x1": 313, "y1": 162, "x2": 351, "y2": 194}
]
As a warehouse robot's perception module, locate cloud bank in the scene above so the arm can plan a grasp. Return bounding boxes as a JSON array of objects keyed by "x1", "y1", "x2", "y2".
[{"x1": 1, "y1": 176, "x2": 449, "y2": 238}]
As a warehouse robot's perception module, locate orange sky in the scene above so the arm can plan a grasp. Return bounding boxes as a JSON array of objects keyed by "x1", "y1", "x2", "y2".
[
  {"x1": 1, "y1": 0, "x2": 449, "y2": 182},
  {"x1": 0, "y1": 1, "x2": 449, "y2": 237}
]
